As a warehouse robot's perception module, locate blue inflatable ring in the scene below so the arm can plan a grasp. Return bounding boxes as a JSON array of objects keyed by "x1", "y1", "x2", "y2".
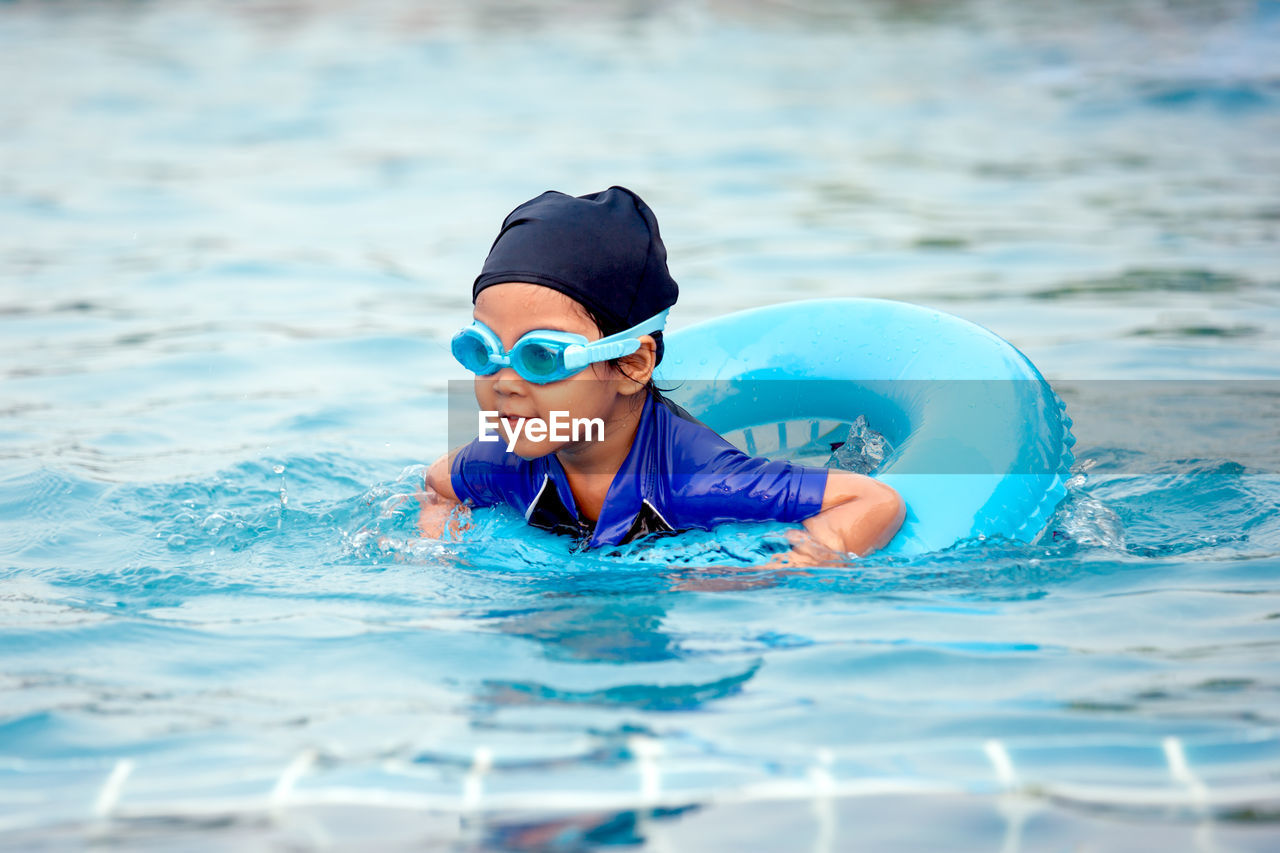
[{"x1": 655, "y1": 298, "x2": 1075, "y2": 556}]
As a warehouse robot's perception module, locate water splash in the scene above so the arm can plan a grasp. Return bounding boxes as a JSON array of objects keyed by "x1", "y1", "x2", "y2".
[
  {"x1": 1041, "y1": 459, "x2": 1127, "y2": 550},
  {"x1": 825, "y1": 415, "x2": 893, "y2": 475},
  {"x1": 273, "y1": 464, "x2": 288, "y2": 528}
]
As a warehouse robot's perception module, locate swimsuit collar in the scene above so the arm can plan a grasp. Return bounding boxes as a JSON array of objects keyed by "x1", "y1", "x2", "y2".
[{"x1": 528, "y1": 393, "x2": 675, "y2": 548}]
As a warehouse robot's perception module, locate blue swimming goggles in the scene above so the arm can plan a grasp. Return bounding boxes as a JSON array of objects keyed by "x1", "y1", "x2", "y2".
[{"x1": 451, "y1": 308, "x2": 670, "y2": 384}]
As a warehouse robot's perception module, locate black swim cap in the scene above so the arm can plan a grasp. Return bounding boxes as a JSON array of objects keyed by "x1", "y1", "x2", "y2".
[{"x1": 473, "y1": 186, "x2": 679, "y2": 332}]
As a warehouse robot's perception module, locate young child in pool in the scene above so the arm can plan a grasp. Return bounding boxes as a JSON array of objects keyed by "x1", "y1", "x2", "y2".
[{"x1": 420, "y1": 186, "x2": 904, "y2": 562}]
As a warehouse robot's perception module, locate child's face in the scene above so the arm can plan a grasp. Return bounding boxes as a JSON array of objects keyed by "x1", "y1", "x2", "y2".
[{"x1": 471, "y1": 282, "x2": 642, "y2": 461}]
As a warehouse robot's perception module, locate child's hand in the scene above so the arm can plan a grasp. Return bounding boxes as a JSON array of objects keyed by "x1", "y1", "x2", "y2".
[
  {"x1": 417, "y1": 487, "x2": 470, "y2": 539},
  {"x1": 762, "y1": 528, "x2": 851, "y2": 569},
  {"x1": 666, "y1": 529, "x2": 841, "y2": 592},
  {"x1": 417, "y1": 451, "x2": 471, "y2": 540}
]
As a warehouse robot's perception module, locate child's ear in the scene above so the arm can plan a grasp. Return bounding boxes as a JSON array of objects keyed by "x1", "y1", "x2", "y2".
[{"x1": 616, "y1": 335, "x2": 657, "y2": 395}]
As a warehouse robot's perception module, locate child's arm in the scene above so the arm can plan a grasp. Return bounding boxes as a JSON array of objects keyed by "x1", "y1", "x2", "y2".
[
  {"x1": 792, "y1": 470, "x2": 904, "y2": 559},
  {"x1": 419, "y1": 451, "x2": 469, "y2": 538}
]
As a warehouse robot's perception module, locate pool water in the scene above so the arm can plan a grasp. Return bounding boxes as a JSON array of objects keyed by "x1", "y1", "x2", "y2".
[{"x1": 2, "y1": 0, "x2": 1279, "y2": 849}]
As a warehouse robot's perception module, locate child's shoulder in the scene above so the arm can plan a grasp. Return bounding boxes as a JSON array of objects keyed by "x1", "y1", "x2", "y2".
[
  {"x1": 647, "y1": 392, "x2": 828, "y2": 525},
  {"x1": 650, "y1": 393, "x2": 768, "y2": 478}
]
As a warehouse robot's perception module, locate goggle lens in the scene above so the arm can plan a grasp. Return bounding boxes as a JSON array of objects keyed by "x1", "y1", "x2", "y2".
[
  {"x1": 452, "y1": 333, "x2": 494, "y2": 374},
  {"x1": 514, "y1": 342, "x2": 563, "y2": 380}
]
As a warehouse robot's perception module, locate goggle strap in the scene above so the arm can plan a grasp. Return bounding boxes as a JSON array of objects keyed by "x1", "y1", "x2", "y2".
[
  {"x1": 562, "y1": 308, "x2": 669, "y2": 370},
  {"x1": 618, "y1": 307, "x2": 670, "y2": 340},
  {"x1": 563, "y1": 339, "x2": 640, "y2": 370}
]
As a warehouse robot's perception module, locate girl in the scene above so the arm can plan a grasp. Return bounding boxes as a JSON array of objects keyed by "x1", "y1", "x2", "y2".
[{"x1": 420, "y1": 186, "x2": 904, "y2": 562}]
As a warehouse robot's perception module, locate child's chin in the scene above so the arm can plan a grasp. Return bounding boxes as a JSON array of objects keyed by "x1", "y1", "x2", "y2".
[{"x1": 510, "y1": 441, "x2": 561, "y2": 461}]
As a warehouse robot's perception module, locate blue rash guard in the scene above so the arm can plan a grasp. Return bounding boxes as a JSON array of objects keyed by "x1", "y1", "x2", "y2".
[{"x1": 450, "y1": 392, "x2": 830, "y2": 549}]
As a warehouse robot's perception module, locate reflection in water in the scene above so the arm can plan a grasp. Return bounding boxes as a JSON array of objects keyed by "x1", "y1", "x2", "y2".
[
  {"x1": 492, "y1": 602, "x2": 679, "y2": 664},
  {"x1": 482, "y1": 600, "x2": 762, "y2": 711},
  {"x1": 479, "y1": 660, "x2": 761, "y2": 712},
  {"x1": 478, "y1": 805, "x2": 698, "y2": 853}
]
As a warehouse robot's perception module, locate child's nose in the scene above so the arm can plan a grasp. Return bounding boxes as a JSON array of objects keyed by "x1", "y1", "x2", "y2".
[{"x1": 492, "y1": 366, "x2": 525, "y2": 392}]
